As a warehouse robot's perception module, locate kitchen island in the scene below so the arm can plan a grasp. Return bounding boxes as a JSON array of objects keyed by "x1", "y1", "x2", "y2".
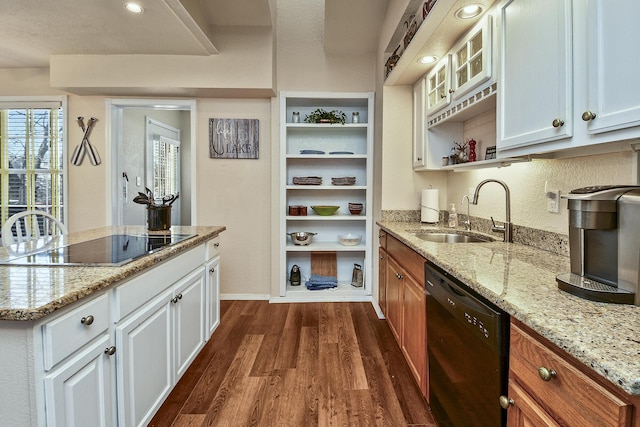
[
  {"x1": 378, "y1": 221, "x2": 640, "y2": 425},
  {"x1": 0, "y1": 225, "x2": 225, "y2": 426}
]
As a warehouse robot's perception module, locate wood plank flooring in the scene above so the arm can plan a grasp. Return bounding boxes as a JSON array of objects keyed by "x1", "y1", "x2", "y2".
[{"x1": 149, "y1": 300, "x2": 435, "y2": 426}]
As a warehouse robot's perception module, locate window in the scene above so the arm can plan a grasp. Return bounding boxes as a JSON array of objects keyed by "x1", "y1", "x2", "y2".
[{"x1": 0, "y1": 97, "x2": 66, "y2": 240}]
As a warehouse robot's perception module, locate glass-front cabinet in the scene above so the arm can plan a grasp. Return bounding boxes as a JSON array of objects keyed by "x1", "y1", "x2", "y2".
[
  {"x1": 426, "y1": 55, "x2": 452, "y2": 115},
  {"x1": 451, "y1": 15, "x2": 492, "y2": 100},
  {"x1": 278, "y1": 92, "x2": 374, "y2": 302}
]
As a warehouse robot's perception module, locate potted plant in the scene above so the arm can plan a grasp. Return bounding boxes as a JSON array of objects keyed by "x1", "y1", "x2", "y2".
[{"x1": 304, "y1": 108, "x2": 347, "y2": 124}]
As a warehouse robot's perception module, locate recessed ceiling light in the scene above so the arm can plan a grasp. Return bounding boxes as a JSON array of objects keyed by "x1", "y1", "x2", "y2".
[
  {"x1": 418, "y1": 55, "x2": 438, "y2": 64},
  {"x1": 124, "y1": 2, "x2": 144, "y2": 14},
  {"x1": 455, "y1": 4, "x2": 483, "y2": 19}
]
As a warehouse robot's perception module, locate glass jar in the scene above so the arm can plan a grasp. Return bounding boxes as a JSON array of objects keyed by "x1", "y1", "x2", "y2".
[
  {"x1": 292, "y1": 111, "x2": 300, "y2": 123},
  {"x1": 352, "y1": 112, "x2": 360, "y2": 123}
]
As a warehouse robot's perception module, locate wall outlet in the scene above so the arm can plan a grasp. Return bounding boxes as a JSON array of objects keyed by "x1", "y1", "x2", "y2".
[{"x1": 546, "y1": 190, "x2": 560, "y2": 213}]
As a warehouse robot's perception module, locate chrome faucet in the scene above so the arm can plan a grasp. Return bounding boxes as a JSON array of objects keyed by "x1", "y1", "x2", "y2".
[
  {"x1": 471, "y1": 179, "x2": 512, "y2": 242},
  {"x1": 461, "y1": 194, "x2": 471, "y2": 231}
]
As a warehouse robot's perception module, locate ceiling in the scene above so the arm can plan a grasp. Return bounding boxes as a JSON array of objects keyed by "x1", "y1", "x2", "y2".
[{"x1": 0, "y1": 0, "x2": 386, "y2": 69}]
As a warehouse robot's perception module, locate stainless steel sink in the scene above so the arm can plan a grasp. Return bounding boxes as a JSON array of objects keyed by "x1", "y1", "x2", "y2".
[{"x1": 413, "y1": 232, "x2": 492, "y2": 243}]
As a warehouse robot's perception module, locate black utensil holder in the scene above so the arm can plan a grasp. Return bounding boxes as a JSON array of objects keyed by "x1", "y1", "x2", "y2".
[{"x1": 147, "y1": 205, "x2": 172, "y2": 231}]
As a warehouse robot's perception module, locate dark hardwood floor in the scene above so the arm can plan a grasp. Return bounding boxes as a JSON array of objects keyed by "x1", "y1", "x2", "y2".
[{"x1": 149, "y1": 300, "x2": 435, "y2": 426}]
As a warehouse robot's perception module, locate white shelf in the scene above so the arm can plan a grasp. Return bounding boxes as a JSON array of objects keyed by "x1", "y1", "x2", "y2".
[
  {"x1": 286, "y1": 215, "x2": 365, "y2": 221},
  {"x1": 286, "y1": 123, "x2": 368, "y2": 129},
  {"x1": 286, "y1": 185, "x2": 367, "y2": 190},
  {"x1": 286, "y1": 242, "x2": 366, "y2": 252},
  {"x1": 286, "y1": 154, "x2": 367, "y2": 159}
]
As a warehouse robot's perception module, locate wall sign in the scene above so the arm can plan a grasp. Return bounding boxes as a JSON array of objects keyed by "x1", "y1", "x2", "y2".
[{"x1": 209, "y1": 118, "x2": 259, "y2": 159}]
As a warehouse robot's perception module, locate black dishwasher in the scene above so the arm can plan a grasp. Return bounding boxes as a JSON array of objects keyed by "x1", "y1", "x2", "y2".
[{"x1": 425, "y1": 259, "x2": 509, "y2": 427}]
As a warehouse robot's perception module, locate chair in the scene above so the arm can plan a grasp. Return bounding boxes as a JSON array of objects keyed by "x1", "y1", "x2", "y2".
[{"x1": 2, "y1": 210, "x2": 68, "y2": 248}]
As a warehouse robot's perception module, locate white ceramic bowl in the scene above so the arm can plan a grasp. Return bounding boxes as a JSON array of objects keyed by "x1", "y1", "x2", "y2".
[{"x1": 338, "y1": 233, "x2": 362, "y2": 246}]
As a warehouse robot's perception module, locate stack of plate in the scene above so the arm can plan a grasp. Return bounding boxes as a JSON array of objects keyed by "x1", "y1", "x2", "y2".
[
  {"x1": 331, "y1": 176, "x2": 356, "y2": 186},
  {"x1": 293, "y1": 176, "x2": 322, "y2": 185}
]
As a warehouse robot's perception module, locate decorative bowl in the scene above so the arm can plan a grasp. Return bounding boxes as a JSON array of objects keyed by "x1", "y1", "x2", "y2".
[
  {"x1": 311, "y1": 205, "x2": 340, "y2": 216},
  {"x1": 338, "y1": 233, "x2": 362, "y2": 246}
]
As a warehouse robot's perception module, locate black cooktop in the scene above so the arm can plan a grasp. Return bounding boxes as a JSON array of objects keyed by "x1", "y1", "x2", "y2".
[{"x1": 3, "y1": 234, "x2": 197, "y2": 266}]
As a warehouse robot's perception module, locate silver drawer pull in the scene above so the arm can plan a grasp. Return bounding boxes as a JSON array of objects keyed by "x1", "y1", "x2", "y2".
[
  {"x1": 80, "y1": 315, "x2": 94, "y2": 326},
  {"x1": 104, "y1": 346, "x2": 116, "y2": 356},
  {"x1": 214, "y1": 242, "x2": 220, "y2": 248},
  {"x1": 209, "y1": 267, "x2": 216, "y2": 274}
]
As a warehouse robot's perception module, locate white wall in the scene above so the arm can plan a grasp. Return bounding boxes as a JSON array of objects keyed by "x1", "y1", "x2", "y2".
[{"x1": 196, "y1": 98, "x2": 272, "y2": 297}]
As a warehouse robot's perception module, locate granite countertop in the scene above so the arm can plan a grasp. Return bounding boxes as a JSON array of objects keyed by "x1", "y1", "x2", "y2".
[
  {"x1": 0, "y1": 225, "x2": 225, "y2": 322},
  {"x1": 378, "y1": 221, "x2": 640, "y2": 396}
]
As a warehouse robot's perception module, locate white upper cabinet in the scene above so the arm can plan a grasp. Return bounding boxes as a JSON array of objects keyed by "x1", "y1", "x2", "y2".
[
  {"x1": 583, "y1": 0, "x2": 640, "y2": 135},
  {"x1": 451, "y1": 15, "x2": 493, "y2": 100},
  {"x1": 498, "y1": 0, "x2": 640, "y2": 156},
  {"x1": 413, "y1": 77, "x2": 427, "y2": 169},
  {"x1": 426, "y1": 55, "x2": 452, "y2": 115},
  {"x1": 497, "y1": 0, "x2": 573, "y2": 151}
]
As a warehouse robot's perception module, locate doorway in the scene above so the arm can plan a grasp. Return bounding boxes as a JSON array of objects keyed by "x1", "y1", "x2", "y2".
[{"x1": 106, "y1": 99, "x2": 197, "y2": 227}]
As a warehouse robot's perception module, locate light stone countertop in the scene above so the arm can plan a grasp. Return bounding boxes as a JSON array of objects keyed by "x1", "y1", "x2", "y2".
[
  {"x1": 378, "y1": 221, "x2": 640, "y2": 396},
  {"x1": 0, "y1": 225, "x2": 225, "y2": 322}
]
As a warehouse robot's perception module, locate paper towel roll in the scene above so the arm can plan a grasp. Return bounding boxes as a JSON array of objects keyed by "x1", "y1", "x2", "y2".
[{"x1": 421, "y1": 189, "x2": 439, "y2": 223}]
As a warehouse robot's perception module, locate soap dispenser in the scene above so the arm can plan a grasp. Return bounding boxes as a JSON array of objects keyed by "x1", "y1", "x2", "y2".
[{"x1": 448, "y1": 203, "x2": 458, "y2": 228}]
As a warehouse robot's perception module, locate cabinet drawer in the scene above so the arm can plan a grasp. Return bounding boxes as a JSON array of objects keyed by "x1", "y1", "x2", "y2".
[
  {"x1": 206, "y1": 236, "x2": 221, "y2": 260},
  {"x1": 42, "y1": 293, "x2": 109, "y2": 370},
  {"x1": 387, "y1": 235, "x2": 426, "y2": 283},
  {"x1": 510, "y1": 324, "x2": 632, "y2": 427},
  {"x1": 113, "y1": 245, "x2": 205, "y2": 322}
]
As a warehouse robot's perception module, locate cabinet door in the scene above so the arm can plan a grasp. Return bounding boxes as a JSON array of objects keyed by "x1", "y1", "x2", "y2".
[
  {"x1": 451, "y1": 15, "x2": 492, "y2": 100},
  {"x1": 385, "y1": 256, "x2": 404, "y2": 343},
  {"x1": 498, "y1": 0, "x2": 572, "y2": 150},
  {"x1": 506, "y1": 380, "x2": 560, "y2": 427},
  {"x1": 378, "y1": 247, "x2": 388, "y2": 315},
  {"x1": 426, "y1": 55, "x2": 452, "y2": 115},
  {"x1": 174, "y1": 269, "x2": 206, "y2": 379},
  {"x1": 413, "y1": 77, "x2": 427, "y2": 169},
  {"x1": 584, "y1": 0, "x2": 640, "y2": 134},
  {"x1": 401, "y1": 274, "x2": 427, "y2": 397},
  {"x1": 116, "y1": 289, "x2": 173, "y2": 427},
  {"x1": 44, "y1": 334, "x2": 115, "y2": 427},
  {"x1": 205, "y1": 256, "x2": 221, "y2": 338}
]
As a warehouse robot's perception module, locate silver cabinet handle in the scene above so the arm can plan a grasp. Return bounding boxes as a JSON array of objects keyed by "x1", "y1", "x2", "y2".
[
  {"x1": 209, "y1": 267, "x2": 216, "y2": 274},
  {"x1": 214, "y1": 242, "x2": 220, "y2": 248},
  {"x1": 104, "y1": 346, "x2": 116, "y2": 356},
  {"x1": 81, "y1": 315, "x2": 94, "y2": 326},
  {"x1": 552, "y1": 118, "x2": 564, "y2": 128},
  {"x1": 171, "y1": 294, "x2": 183, "y2": 304}
]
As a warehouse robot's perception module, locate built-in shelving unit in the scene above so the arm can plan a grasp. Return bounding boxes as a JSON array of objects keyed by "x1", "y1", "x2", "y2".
[{"x1": 277, "y1": 92, "x2": 374, "y2": 302}]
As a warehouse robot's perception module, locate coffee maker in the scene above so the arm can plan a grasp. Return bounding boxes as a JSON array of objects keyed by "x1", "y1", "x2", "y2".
[{"x1": 556, "y1": 185, "x2": 640, "y2": 305}]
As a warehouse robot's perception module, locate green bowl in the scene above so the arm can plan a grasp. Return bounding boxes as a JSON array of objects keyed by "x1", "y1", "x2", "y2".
[{"x1": 311, "y1": 205, "x2": 340, "y2": 216}]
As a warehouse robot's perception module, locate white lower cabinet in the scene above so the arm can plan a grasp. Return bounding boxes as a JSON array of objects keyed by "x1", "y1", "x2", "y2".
[
  {"x1": 116, "y1": 267, "x2": 206, "y2": 427},
  {"x1": 205, "y1": 256, "x2": 221, "y2": 338},
  {"x1": 116, "y1": 288, "x2": 173, "y2": 427},
  {"x1": 43, "y1": 334, "x2": 116, "y2": 427},
  {"x1": 13, "y1": 237, "x2": 223, "y2": 426},
  {"x1": 174, "y1": 269, "x2": 206, "y2": 379}
]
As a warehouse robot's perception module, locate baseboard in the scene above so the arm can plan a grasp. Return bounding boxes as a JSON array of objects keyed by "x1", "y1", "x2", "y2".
[{"x1": 220, "y1": 293, "x2": 270, "y2": 301}]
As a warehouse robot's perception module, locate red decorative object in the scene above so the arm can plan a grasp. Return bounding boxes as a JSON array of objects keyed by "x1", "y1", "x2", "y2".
[{"x1": 468, "y1": 139, "x2": 477, "y2": 162}]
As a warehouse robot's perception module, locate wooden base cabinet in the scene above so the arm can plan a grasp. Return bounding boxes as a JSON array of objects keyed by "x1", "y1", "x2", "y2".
[
  {"x1": 384, "y1": 234, "x2": 428, "y2": 398},
  {"x1": 504, "y1": 321, "x2": 633, "y2": 427}
]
